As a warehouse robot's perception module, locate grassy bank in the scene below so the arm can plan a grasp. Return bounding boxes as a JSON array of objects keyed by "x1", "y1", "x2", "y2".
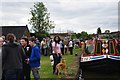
[{"x1": 31, "y1": 48, "x2": 81, "y2": 79}]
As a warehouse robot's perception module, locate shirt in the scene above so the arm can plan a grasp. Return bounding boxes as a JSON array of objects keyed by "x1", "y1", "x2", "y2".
[
  {"x1": 41, "y1": 41, "x2": 47, "y2": 49},
  {"x1": 52, "y1": 42, "x2": 61, "y2": 54},
  {"x1": 69, "y1": 41, "x2": 73, "y2": 47}
]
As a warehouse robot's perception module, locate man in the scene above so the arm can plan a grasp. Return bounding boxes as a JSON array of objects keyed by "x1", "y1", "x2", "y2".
[
  {"x1": 0, "y1": 37, "x2": 4, "y2": 47},
  {"x1": 0, "y1": 37, "x2": 4, "y2": 80},
  {"x1": 68, "y1": 39, "x2": 73, "y2": 55},
  {"x1": 1, "y1": 36, "x2": 6, "y2": 45},
  {"x1": 28, "y1": 37, "x2": 40, "y2": 80},
  {"x1": 20, "y1": 37, "x2": 32, "y2": 80},
  {"x1": 2, "y1": 33, "x2": 25, "y2": 80}
]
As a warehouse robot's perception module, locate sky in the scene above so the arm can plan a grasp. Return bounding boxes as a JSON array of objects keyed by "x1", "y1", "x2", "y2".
[{"x1": 0, "y1": 0, "x2": 120, "y2": 34}]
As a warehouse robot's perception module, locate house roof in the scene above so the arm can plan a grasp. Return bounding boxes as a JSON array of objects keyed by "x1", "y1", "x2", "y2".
[{"x1": 0, "y1": 25, "x2": 30, "y2": 39}]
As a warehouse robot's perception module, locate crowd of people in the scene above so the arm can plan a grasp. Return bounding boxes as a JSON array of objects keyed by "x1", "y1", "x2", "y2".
[
  {"x1": 40, "y1": 37, "x2": 75, "y2": 56},
  {"x1": 0, "y1": 33, "x2": 79, "y2": 80},
  {"x1": 0, "y1": 33, "x2": 40, "y2": 80}
]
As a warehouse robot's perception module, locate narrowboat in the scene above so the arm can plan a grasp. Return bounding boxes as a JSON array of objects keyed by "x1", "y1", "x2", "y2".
[{"x1": 80, "y1": 39, "x2": 120, "y2": 77}]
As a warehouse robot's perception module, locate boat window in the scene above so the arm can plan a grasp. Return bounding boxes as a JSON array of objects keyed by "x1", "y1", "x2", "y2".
[
  {"x1": 96, "y1": 41, "x2": 101, "y2": 54},
  {"x1": 85, "y1": 44, "x2": 94, "y2": 54},
  {"x1": 109, "y1": 42, "x2": 115, "y2": 54},
  {"x1": 116, "y1": 43, "x2": 120, "y2": 54}
]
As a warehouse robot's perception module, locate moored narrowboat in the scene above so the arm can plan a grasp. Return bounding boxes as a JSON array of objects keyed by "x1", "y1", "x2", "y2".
[{"x1": 80, "y1": 39, "x2": 120, "y2": 73}]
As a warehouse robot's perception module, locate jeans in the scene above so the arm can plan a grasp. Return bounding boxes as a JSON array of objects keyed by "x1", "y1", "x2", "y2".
[
  {"x1": 61, "y1": 48, "x2": 64, "y2": 55},
  {"x1": 4, "y1": 69, "x2": 22, "y2": 80},
  {"x1": 53, "y1": 54, "x2": 61, "y2": 74},
  {"x1": 42, "y1": 48, "x2": 47, "y2": 56},
  {"x1": 44, "y1": 48, "x2": 47, "y2": 56},
  {"x1": 69, "y1": 47, "x2": 73, "y2": 55},
  {"x1": 31, "y1": 67, "x2": 40, "y2": 80}
]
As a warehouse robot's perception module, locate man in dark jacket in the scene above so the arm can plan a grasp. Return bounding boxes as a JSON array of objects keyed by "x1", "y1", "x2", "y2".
[
  {"x1": 2, "y1": 33, "x2": 25, "y2": 80},
  {"x1": 20, "y1": 37, "x2": 32, "y2": 80}
]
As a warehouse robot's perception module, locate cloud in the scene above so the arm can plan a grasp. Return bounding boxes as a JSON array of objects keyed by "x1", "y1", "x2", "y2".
[
  {"x1": 0, "y1": 2, "x2": 34, "y2": 26},
  {"x1": 0, "y1": 0, "x2": 119, "y2": 34},
  {"x1": 47, "y1": 1, "x2": 118, "y2": 33}
]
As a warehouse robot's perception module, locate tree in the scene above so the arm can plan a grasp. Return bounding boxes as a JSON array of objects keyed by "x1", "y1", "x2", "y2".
[
  {"x1": 76, "y1": 33, "x2": 81, "y2": 39},
  {"x1": 71, "y1": 33, "x2": 77, "y2": 39},
  {"x1": 80, "y1": 31, "x2": 88, "y2": 41},
  {"x1": 29, "y1": 2, "x2": 55, "y2": 34},
  {"x1": 87, "y1": 34, "x2": 93, "y2": 39},
  {"x1": 35, "y1": 31, "x2": 50, "y2": 41},
  {"x1": 104, "y1": 30, "x2": 110, "y2": 33},
  {"x1": 97, "y1": 27, "x2": 101, "y2": 34}
]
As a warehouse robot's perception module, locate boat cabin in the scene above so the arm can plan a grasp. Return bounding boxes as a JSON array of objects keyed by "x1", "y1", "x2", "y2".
[{"x1": 83, "y1": 39, "x2": 120, "y2": 56}]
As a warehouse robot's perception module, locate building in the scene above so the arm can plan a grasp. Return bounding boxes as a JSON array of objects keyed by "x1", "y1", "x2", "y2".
[
  {"x1": 110, "y1": 31, "x2": 120, "y2": 38},
  {"x1": 50, "y1": 33, "x2": 72, "y2": 40},
  {"x1": 0, "y1": 25, "x2": 30, "y2": 39},
  {"x1": 93, "y1": 31, "x2": 120, "y2": 39}
]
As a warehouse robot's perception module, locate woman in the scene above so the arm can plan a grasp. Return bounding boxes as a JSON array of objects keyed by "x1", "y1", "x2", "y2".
[
  {"x1": 40, "y1": 38, "x2": 47, "y2": 56},
  {"x1": 52, "y1": 36, "x2": 62, "y2": 74}
]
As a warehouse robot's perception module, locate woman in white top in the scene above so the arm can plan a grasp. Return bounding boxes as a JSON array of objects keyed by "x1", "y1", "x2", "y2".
[
  {"x1": 52, "y1": 36, "x2": 62, "y2": 74},
  {"x1": 68, "y1": 39, "x2": 74, "y2": 55}
]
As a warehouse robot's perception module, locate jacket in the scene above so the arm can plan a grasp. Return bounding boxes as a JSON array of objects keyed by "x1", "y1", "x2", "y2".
[
  {"x1": 2, "y1": 42, "x2": 25, "y2": 71},
  {"x1": 29, "y1": 45, "x2": 40, "y2": 68}
]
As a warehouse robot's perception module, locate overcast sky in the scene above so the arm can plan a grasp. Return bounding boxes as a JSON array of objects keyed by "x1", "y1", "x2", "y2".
[{"x1": 0, "y1": 0, "x2": 120, "y2": 34}]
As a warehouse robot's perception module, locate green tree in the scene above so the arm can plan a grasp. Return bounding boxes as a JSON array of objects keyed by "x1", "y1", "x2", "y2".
[
  {"x1": 71, "y1": 33, "x2": 77, "y2": 39},
  {"x1": 80, "y1": 31, "x2": 88, "y2": 41},
  {"x1": 35, "y1": 31, "x2": 50, "y2": 41},
  {"x1": 97, "y1": 27, "x2": 101, "y2": 34},
  {"x1": 104, "y1": 30, "x2": 110, "y2": 33},
  {"x1": 29, "y1": 2, "x2": 55, "y2": 34},
  {"x1": 76, "y1": 33, "x2": 81, "y2": 39},
  {"x1": 87, "y1": 34, "x2": 93, "y2": 39}
]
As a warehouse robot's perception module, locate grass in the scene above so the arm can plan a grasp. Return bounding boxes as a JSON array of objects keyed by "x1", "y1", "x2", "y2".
[{"x1": 31, "y1": 48, "x2": 81, "y2": 79}]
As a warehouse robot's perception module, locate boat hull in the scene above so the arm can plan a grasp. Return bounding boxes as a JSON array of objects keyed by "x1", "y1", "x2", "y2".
[{"x1": 80, "y1": 58, "x2": 120, "y2": 73}]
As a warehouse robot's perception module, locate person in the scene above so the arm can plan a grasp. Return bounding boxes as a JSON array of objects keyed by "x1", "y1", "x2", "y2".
[
  {"x1": 0, "y1": 37, "x2": 4, "y2": 80},
  {"x1": 2, "y1": 33, "x2": 25, "y2": 80},
  {"x1": 79, "y1": 40, "x2": 82, "y2": 48},
  {"x1": 36, "y1": 38, "x2": 40, "y2": 48},
  {"x1": 49, "y1": 38, "x2": 54, "y2": 54},
  {"x1": 81, "y1": 41, "x2": 85, "y2": 53},
  {"x1": 0, "y1": 37, "x2": 4, "y2": 47},
  {"x1": 20, "y1": 37, "x2": 32, "y2": 80},
  {"x1": 68, "y1": 39, "x2": 74, "y2": 55},
  {"x1": 46, "y1": 38, "x2": 51, "y2": 55},
  {"x1": 28, "y1": 37, "x2": 40, "y2": 80},
  {"x1": 52, "y1": 36, "x2": 62, "y2": 74},
  {"x1": 60, "y1": 40, "x2": 64, "y2": 55},
  {"x1": 40, "y1": 38, "x2": 47, "y2": 56},
  {"x1": 116, "y1": 40, "x2": 120, "y2": 53},
  {"x1": 63, "y1": 38, "x2": 68, "y2": 54},
  {"x1": 1, "y1": 36, "x2": 6, "y2": 45}
]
